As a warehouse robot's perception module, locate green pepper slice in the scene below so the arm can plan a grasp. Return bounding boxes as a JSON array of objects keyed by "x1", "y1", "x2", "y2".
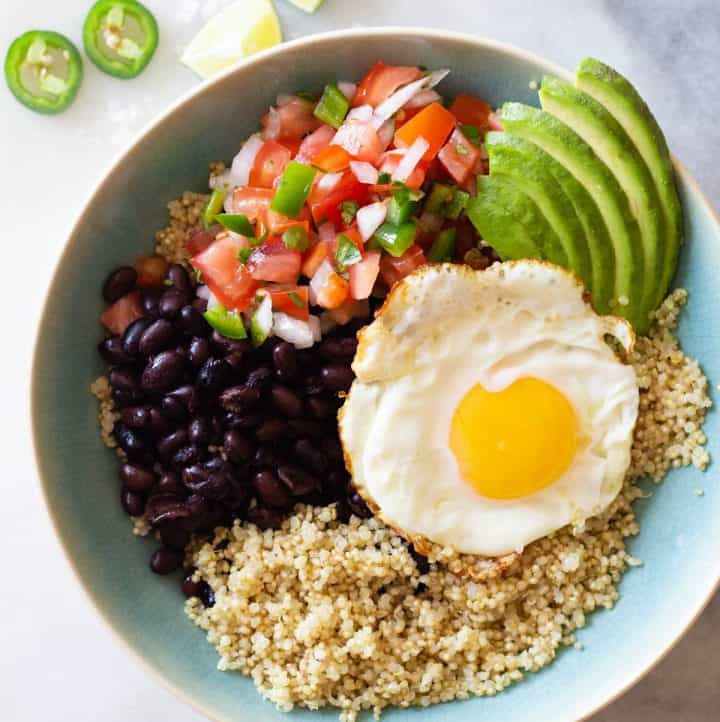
[
  {"x1": 83, "y1": 0, "x2": 158, "y2": 79},
  {"x1": 374, "y1": 222, "x2": 418, "y2": 257},
  {"x1": 204, "y1": 304, "x2": 247, "y2": 340},
  {"x1": 314, "y1": 82, "x2": 350, "y2": 129},
  {"x1": 271, "y1": 161, "x2": 318, "y2": 218},
  {"x1": 4, "y1": 31, "x2": 83, "y2": 114},
  {"x1": 427, "y1": 227, "x2": 457, "y2": 262}
]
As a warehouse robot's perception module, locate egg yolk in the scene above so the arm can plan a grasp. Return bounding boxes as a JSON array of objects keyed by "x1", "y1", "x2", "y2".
[{"x1": 449, "y1": 377, "x2": 579, "y2": 500}]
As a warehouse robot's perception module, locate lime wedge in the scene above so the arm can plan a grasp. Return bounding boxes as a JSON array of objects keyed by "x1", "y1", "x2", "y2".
[
  {"x1": 285, "y1": 0, "x2": 326, "y2": 12},
  {"x1": 181, "y1": 0, "x2": 283, "y2": 79}
]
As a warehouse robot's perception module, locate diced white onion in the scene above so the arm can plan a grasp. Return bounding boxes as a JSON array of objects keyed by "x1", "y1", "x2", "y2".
[
  {"x1": 405, "y1": 89, "x2": 442, "y2": 109},
  {"x1": 197, "y1": 285, "x2": 220, "y2": 310},
  {"x1": 309, "y1": 314, "x2": 322, "y2": 342},
  {"x1": 310, "y1": 259, "x2": 334, "y2": 304},
  {"x1": 419, "y1": 211, "x2": 444, "y2": 233},
  {"x1": 229, "y1": 133, "x2": 264, "y2": 187},
  {"x1": 372, "y1": 69, "x2": 449, "y2": 126},
  {"x1": 318, "y1": 221, "x2": 336, "y2": 242},
  {"x1": 317, "y1": 171, "x2": 343, "y2": 192},
  {"x1": 338, "y1": 81, "x2": 357, "y2": 102},
  {"x1": 276, "y1": 93, "x2": 294, "y2": 107},
  {"x1": 349, "y1": 160, "x2": 379, "y2": 185},
  {"x1": 377, "y1": 119, "x2": 395, "y2": 150},
  {"x1": 264, "y1": 107, "x2": 281, "y2": 139},
  {"x1": 272, "y1": 312, "x2": 318, "y2": 349},
  {"x1": 392, "y1": 136, "x2": 429, "y2": 182},
  {"x1": 356, "y1": 202, "x2": 387, "y2": 241},
  {"x1": 346, "y1": 104, "x2": 373, "y2": 122}
]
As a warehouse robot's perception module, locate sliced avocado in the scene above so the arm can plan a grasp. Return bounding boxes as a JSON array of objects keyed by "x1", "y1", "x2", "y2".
[
  {"x1": 466, "y1": 176, "x2": 544, "y2": 262},
  {"x1": 539, "y1": 75, "x2": 664, "y2": 325},
  {"x1": 485, "y1": 131, "x2": 593, "y2": 294},
  {"x1": 576, "y1": 57, "x2": 683, "y2": 307},
  {"x1": 500, "y1": 102, "x2": 645, "y2": 331}
]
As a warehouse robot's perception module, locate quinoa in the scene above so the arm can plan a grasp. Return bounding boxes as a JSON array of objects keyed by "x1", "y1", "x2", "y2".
[
  {"x1": 184, "y1": 290, "x2": 712, "y2": 721},
  {"x1": 153, "y1": 190, "x2": 209, "y2": 266}
]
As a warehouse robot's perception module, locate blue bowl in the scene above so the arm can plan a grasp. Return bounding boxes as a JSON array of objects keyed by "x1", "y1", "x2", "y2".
[{"x1": 31, "y1": 28, "x2": 720, "y2": 722}]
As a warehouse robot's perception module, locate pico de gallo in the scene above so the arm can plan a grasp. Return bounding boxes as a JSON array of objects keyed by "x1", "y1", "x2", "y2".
[{"x1": 189, "y1": 62, "x2": 500, "y2": 349}]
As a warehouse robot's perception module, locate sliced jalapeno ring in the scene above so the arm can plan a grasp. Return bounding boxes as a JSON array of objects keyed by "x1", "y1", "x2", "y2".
[
  {"x1": 83, "y1": 0, "x2": 159, "y2": 79},
  {"x1": 4, "y1": 30, "x2": 83, "y2": 114}
]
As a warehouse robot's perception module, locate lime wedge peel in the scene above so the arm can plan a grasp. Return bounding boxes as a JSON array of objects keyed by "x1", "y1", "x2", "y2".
[
  {"x1": 285, "y1": 0, "x2": 326, "y2": 12},
  {"x1": 181, "y1": 0, "x2": 283, "y2": 80}
]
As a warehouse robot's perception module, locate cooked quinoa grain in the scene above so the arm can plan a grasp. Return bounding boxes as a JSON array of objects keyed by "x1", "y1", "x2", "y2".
[
  {"x1": 184, "y1": 290, "x2": 711, "y2": 721},
  {"x1": 153, "y1": 190, "x2": 209, "y2": 266}
]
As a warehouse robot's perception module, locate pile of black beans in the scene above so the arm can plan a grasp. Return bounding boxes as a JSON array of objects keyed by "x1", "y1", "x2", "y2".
[{"x1": 98, "y1": 262, "x2": 378, "y2": 598}]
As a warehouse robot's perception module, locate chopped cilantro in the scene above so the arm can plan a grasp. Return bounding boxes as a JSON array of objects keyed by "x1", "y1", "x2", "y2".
[
  {"x1": 339, "y1": 200, "x2": 359, "y2": 226},
  {"x1": 237, "y1": 246, "x2": 254, "y2": 264},
  {"x1": 377, "y1": 172, "x2": 391, "y2": 185},
  {"x1": 288, "y1": 291, "x2": 305, "y2": 308},
  {"x1": 335, "y1": 233, "x2": 362, "y2": 271}
]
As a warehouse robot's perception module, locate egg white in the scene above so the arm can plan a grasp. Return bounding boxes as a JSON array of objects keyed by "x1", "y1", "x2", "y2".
[{"x1": 339, "y1": 261, "x2": 639, "y2": 557}]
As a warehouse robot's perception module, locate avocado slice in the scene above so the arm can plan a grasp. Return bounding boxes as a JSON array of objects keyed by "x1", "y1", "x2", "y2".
[
  {"x1": 485, "y1": 131, "x2": 593, "y2": 295},
  {"x1": 466, "y1": 176, "x2": 545, "y2": 262},
  {"x1": 500, "y1": 102, "x2": 645, "y2": 331},
  {"x1": 539, "y1": 75, "x2": 664, "y2": 325},
  {"x1": 575, "y1": 57, "x2": 683, "y2": 307}
]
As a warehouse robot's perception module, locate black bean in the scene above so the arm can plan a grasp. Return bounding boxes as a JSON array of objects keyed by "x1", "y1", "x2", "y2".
[
  {"x1": 277, "y1": 465, "x2": 318, "y2": 496},
  {"x1": 270, "y1": 385, "x2": 303, "y2": 418},
  {"x1": 98, "y1": 336, "x2": 134, "y2": 365},
  {"x1": 409, "y1": 545, "x2": 430, "y2": 575},
  {"x1": 168, "y1": 264, "x2": 191, "y2": 294},
  {"x1": 306, "y1": 396, "x2": 336, "y2": 420},
  {"x1": 112, "y1": 388, "x2": 145, "y2": 408},
  {"x1": 138, "y1": 319, "x2": 175, "y2": 357},
  {"x1": 320, "y1": 364, "x2": 354, "y2": 392},
  {"x1": 158, "y1": 288, "x2": 188, "y2": 319},
  {"x1": 220, "y1": 385, "x2": 260, "y2": 412},
  {"x1": 246, "y1": 506, "x2": 284, "y2": 530},
  {"x1": 156, "y1": 471, "x2": 184, "y2": 496},
  {"x1": 192, "y1": 297, "x2": 208, "y2": 314},
  {"x1": 103, "y1": 266, "x2": 138, "y2": 303},
  {"x1": 187, "y1": 495, "x2": 226, "y2": 532},
  {"x1": 179, "y1": 305, "x2": 210, "y2": 337},
  {"x1": 184, "y1": 461, "x2": 234, "y2": 500},
  {"x1": 181, "y1": 572, "x2": 204, "y2": 598},
  {"x1": 325, "y1": 469, "x2": 349, "y2": 495},
  {"x1": 320, "y1": 437, "x2": 344, "y2": 465},
  {"x1": 189, "y1": 416, "x2": 212, "y2": 444},
  {"x1": 209, "y1": 416, "x2": 225, "y2": 444},
  {"x1": 292, "y1": 439, "x2": 327, "y2": 474},
  {"x1": 109, "y1": 367, "x2": 140, "y2": 392},
  {"x1": 141, "y1": 350, "x2": 185, "y2": 393},
  {"x1": 211, "y1": 331, "x2": 251, "y2": 357},
  {"x1": 121, "y1": 488, "x2": 145, "y2": 516},
  {"x1": 253, "y1": 471, "x2": 293, "y2": 509},
  {"x1": 319, "y1": 336, "x2": 358, "y2": 361},
  {"x1": 159, "y1": 524, "x2": 190, "y2": 551},
  {"x1": 166, "y1": 385, "x2": 199, "y2": 414},
  {"x1": 121, "y1": 317, "x2": 152, "y2": 357},
  {"x1": 148, "y1": 407, "x2": 171, "y2": 437},
  {"x1": 114, "y1": 423, "x2": 147, "y2": 458},
  {"x1": 145, "y1": 494, "x2": 192, "y2": 527},
  {"x1": 140, "y1": 287, "x2": 163, "y2": 317},
  {"x1": 335, "y1": 497, "x2": 352, "y2": 523},
  {"x1": 156, "y1": 429, "x2": 189, "y2": 456},
  {"x1": 253, "y1": 445, "x2": 278, "y2": 469},
  {"x1": 187, "y1": 337, "x2": 210, "y2": 367},
  {"x1": 200, "y1": 583, "x2": 216, "y2": 607},
  {"x1": 172, "y1": 444, "x2": 203, "y2": 468},
  {"x1": 161, "y1": 395, "x2": 188, "y2": 423},
  {"x1": 246, "y1": 366, "x2": 273, "y2": 391},
  {"x1": 223, "y1": 412, "x2": 263, "y2": 431},
  {"x1": 223, "y1": 430, "x2": 253, "y2": 463},
  {"x1": 287, "y1": 418, "x2": 324, "y2": 440},
  {"x1": 119, "y1": 463, "x2": 156, "y2": 493},
  {"x1": 272, "y1": 342, "x2": 298, "y2": 378},
  {"x1": 348, "y1": 491, "x2": 372, "y2": 518},
  {"x1": 302, "y1": 375, "x2": 325, "y2": 396},
  {"x1": 149, "y1": 547, "x2": 183, "y2": 575},
  {"x1": 120, "y1": 406, "x2": 151, "y2": 430},
  {"x1": 255, "y1": 418, "x2": 288, "y2": 442},
  {"x1": 196, "y1": 358, "x2": 232, "y2": 392}
]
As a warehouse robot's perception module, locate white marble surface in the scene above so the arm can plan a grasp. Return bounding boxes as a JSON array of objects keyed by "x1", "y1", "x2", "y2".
[{"x1": 1, "y1": 1, "x2": 718, "y2": 720}]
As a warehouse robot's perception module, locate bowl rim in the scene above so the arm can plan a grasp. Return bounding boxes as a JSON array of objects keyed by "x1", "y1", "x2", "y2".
[{"x1": 30, "y1": 25, "x2": 720, "y2": 722}]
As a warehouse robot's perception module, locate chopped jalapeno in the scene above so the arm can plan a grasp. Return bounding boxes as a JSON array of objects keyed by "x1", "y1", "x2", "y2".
[
  {"x1": 335, "y1": 234, "x2": 362, "y2": 271},
  {"x1": 215, "y1": 213, "x2": 255, "y2": 237},
  {"x1": 313, "y1": 82, "x2": 350, "y2": 129},
  {"x1": 4, "y1": 31, "x2": 83, "y2": 114},
  {"x1": 374, "y1": 222, "x2": 418, "y2": 257},
  {"x1": 282, "y1": 225, "x2": 311, "y2": 251},
  {"x1": 204, "y1": 304, "x2": 248, "y2": 340},
  {"x1": 340, "y1": 200, "x2": 359, "y2": 226},
  {"x1": 387, "y1": 186, "x2": 420, "y2": 225},
  {"x1": 424, "y1": 182, "x2": 469, "y2": 220},
  {"x1": 83, "y1": 0, "x2": 159, "y2": 79},
  {"x1": 271, "y1": 161, "x2": 317, "y2": 218},
  {"x1": 427, "y1": 227, "x2": 457, "y2": 262},
  {"x1": 445, "y1": 189, "x2": 470, "y2": 220},
  {"x1": 203, "y1": 189, "x2": 226, "y2": 229}
]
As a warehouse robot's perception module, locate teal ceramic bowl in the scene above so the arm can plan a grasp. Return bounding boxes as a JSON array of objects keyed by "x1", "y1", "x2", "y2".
[{"x1": 32, "y1": 28, "x2": 720, "y2": 722}]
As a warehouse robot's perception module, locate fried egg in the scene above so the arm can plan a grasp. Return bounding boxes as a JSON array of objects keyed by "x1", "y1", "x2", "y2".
[{"x1": 339, "y1": 261, "x2": 639, "y2": 557}]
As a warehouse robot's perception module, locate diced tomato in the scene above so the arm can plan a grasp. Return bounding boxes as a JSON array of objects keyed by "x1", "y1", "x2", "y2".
[
  {"x1": 249, "y1": 140, "x2": 292, "y2": 188},
  {"x1": 309, "y1": 172, "x2": 370, "y2": 226},
  {"x1": 314, "y1": 268, "x2": 350, "y2": 309},
  {"x1": 349, "y1": 250, "x2": 381, "y2": 299},
  {"x1": 134, "y1": 255, "x2": 168, "y2": 287},
  {"x1": 247, "y1": 242, "x2": 302, "y2": 284},
  {"x1": 326, "y1": 298, "x2": 367, "y2": 324},
  {"x1": 377, "y1": 149, "x2": 427, "y2": 190},
  {"x1": 186, "y1": 228, "x2": 217, "y2": 256},
  {"x1": 278, "y1": 138, "x2": 303, "y2": 157},
  {"x1": 229, "y1": 187, "x2": 274, "y2": 221},
  {"x1": 338, "y1": 226, "x2": 364, "y2": 250},
  {"x1": 100, "y1": 290, "x2": 143, "y2": 335},
  {"x1": 353, "y1": 62, "x2": 424, "y2": 108},
  {"x1": 311, "y1": 144, "x2": 351, "y2": 173},
  {"x1": 394, "y1": 103, "x2": 457, "y2": 161},
  {"x1": 454, "y1": 216, "x2": 480, "y2": 260},
  {"x1": 448, "y1": 94, "x2": 493, "y2": 130},
  {"x1": 192, "y1": 234, "x2": 259, "y2": 311},
  {"x1": 295, "y1": 124, "x2": 336, "y2": 164},
  {"x1": 380, "y1": 245, "x2": 426, "y2": 287},
  {"x1": 301, "y1": 240, "x2": 332, "y2": 278},
  {"x1": 333, "y1": 120, "x2": 383, "y2": 164},
  {"x1": 262, "y1": 97, "x2": 321, "y2": 141},
  {"x1": 438, "y1": 127, "x2": 482, "y2": 187},
  {"x1": 264, "y1": 205, "x2": 311, "y2": 235},
  {"x1": 268, "y1": 284, "x2": 310, "y2": 321}
]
